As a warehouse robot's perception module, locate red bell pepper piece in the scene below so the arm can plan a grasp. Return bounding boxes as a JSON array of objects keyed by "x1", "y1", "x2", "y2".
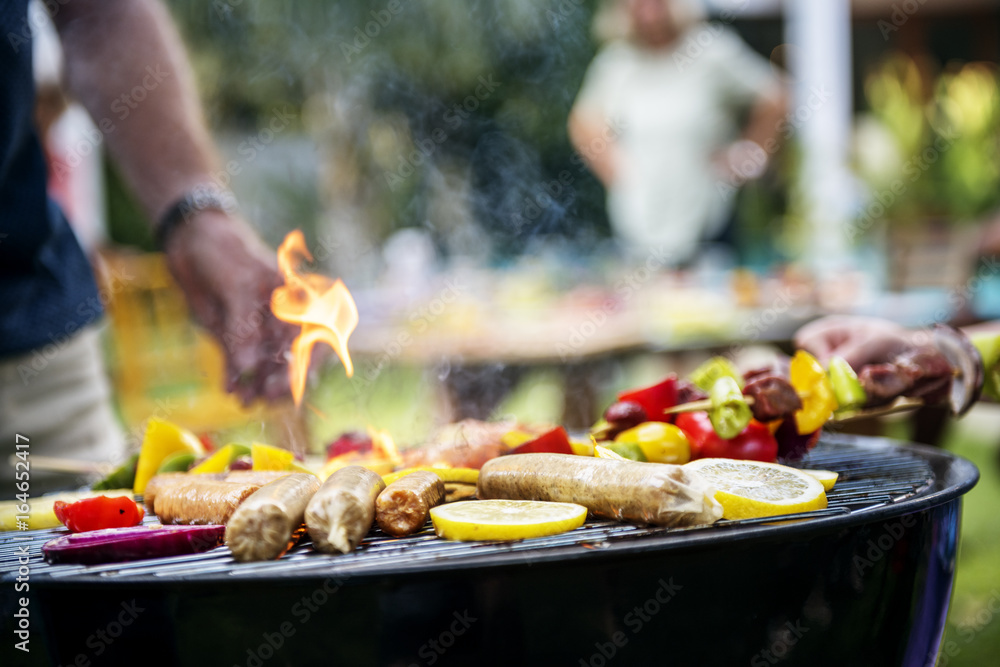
[
  {"x1": 53, "y1": 496, "x2": 145, "y2": 533},
  {"x1": 508, "y1": 426, "x2": 574, "y2": 455},
  {"x1": 618, "y1": 375, "x2": 679, "y2": 423},
  {"x1": 675, "y1": 412, "x2": 778, "y2": 463},
  {"x1": 326, "y1": 431, "x2": 373, "y2": 460}
]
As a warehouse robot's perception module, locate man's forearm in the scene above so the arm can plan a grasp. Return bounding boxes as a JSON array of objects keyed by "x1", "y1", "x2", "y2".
[
  {"x1": 568, "y1": 110, "x2": 618, "y2": 187},
  {"x1": 52, "y1": 0, "x2": 220, "y2": 223},
  {"x1": 742, "y1": 89, "x2": 787, "y2": 152}
]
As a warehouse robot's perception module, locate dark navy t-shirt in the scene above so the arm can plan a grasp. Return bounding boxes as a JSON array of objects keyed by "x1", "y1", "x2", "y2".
[{"x1": 0, "y1": 1, "x2": 101, "y2": 358}]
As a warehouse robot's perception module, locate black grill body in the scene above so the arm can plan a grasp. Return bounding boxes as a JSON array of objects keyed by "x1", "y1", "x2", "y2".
[{"x1": 0, "y1": 435, "x2": 979, "y2": 666}]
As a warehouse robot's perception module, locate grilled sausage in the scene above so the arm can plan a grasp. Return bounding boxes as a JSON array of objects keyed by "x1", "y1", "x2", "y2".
[
  {"x1": 154, "y1": 478, "x2": 261, "y2": 525},
  {"x1": 143, "y1": 472, "x2": 190, "y2": 511},
  {"x1": 225, "y1": 473, "x2": 321, "y2": 562},
  {"x1": 305, "y1": 466, "x2": 385, "y2": 554},
  {"x1": 478, "y1": 454, "x2": 722, "y2": 527},
  {"x1": 375, "y1": 470, "x2": 445, "y2": 537},
  {"x1": 143, "y1": 472, "x2": 289, "y2": 513}
]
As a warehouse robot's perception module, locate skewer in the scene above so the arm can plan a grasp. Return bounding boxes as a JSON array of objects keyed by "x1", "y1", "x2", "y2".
[
  {"x1": 661, "y1": 392, "x2": 930, "y2": 423},
  {"x1": 663, "y1": 396, "x2": 755, "y2": 415},
  {"x1": 10, "y1": 455, "x2": 114, "y2": 476},
  {"x1": 827, "y1": 397, "x2": 926, "y2": 424}
]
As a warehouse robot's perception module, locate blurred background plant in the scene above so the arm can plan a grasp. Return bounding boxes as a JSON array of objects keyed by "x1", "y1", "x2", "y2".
[{"x1": 858, "y1": 53, "x2": 1000, "y2": 225}]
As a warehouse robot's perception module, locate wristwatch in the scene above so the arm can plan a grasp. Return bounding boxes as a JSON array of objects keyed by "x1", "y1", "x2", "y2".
[{"x1": 155, "y1": 184, "x2": 239, "y2": 249}]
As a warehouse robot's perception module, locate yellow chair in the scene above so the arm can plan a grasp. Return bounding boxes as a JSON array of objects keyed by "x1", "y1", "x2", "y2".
[{"x1": 96, "y1": 250, "x2": 306, "y2": 450}]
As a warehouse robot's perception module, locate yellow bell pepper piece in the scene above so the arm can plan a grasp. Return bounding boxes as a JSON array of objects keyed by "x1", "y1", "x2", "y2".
[
  {"x1": 134, "y1": 418, "x2": 204, "y2": 495},
  {"x1": 789, "y1": 351, "x2": 838, "y2": 435}
]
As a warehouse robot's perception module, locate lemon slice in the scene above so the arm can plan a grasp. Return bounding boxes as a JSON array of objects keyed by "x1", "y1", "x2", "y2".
[
  {"x1": 684, "y1": 458, "x2": 827, "y2": 520},
  {"x1": 802, "y1": 469, "x2": 839, "y2": 491},
  {"x1": 430, "y1": 500, "x2": 587, "y2": 541}
]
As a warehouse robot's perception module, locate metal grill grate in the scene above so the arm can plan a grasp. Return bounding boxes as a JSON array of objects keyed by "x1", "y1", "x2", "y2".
[{"x1": 0, "y1": 439, "x2": 935, "y2": 584}]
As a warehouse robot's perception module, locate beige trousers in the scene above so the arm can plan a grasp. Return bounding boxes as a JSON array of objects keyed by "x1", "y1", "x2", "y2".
[{"x1": 0, "y1": 324, "x2": 124, "y2": 497}]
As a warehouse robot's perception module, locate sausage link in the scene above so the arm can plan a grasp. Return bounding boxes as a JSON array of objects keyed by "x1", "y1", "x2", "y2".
[
  {"x1": 375, "y1": 471, "x2": 445, "y2": 537},
  {"x1": 305, "y1": 466, "x2": 386, "y2": 554},
  {"x1": 225, "y1": 474, "x2": 321, "y2": 562},
  {"x1": 477, "y1": 454, "x2": 721, "y2": 527},
  {"x1": 154, "y1": 478, "x2": 261, "y2": 525}
]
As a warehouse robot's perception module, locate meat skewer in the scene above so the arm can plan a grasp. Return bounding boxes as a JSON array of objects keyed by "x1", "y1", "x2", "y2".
[{"x1": 659, "y1": 325, "x2": 983, "y2": 427}]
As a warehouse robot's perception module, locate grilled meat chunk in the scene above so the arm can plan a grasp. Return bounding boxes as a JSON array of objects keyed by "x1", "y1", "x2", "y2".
[
  {"x1": 743, "y1": 376, "x2": 802, "y2": 422},
  {"x1": 859, "y1": 364, "x2": 914, "y2": 407}
]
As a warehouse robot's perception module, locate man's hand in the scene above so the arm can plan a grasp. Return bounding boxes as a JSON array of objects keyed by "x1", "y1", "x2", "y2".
[
  {"x1": 164, "y1": 211, "x2": 296, "y2": 404},
  {"x1": 794, "y1": 316, "x2": 917, "y2": 369}
]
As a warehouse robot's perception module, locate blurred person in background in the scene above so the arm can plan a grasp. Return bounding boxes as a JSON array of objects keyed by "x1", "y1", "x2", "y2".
[
  {"x1": 0, "y1": 0, "x2": 295, "y2": 494},
  {"x1": 568, "y1": 0, "x2": 786, "y2": 266}
]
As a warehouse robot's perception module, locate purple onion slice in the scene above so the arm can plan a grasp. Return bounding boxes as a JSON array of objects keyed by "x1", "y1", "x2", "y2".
[{"x1": 43, "y1": 524, "x2": 225, "y2": 565}]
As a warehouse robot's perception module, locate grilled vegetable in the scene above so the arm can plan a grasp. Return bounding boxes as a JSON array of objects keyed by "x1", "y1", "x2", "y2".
[
  {"x1": 53, "y1": 496, "x2": 145, "y2": 533},
  {"x1": 614, "y1": 422, "x2": 690, "y2": 464},
  {"x1": 0, "y1": 489, "x2": 132, "y2": 531},
  {"x1": 507, "y1": 426, "x2": 575, "y2": 455},
  {"x1": 189, "y1": 444, "x2": 251, "y2": 474},
  {"x1": 226, "y1": 473, "x2": 321, "y2": 562},
  {"x1": 597, "y1": 401, "x2": 648, "y2": 439},
  {"x1": 43, "y1": 525, "x2": 225, "y2": 565},
  {"x1": 708, "y1": 376, "x2": 753, "y2": 439},
  {"x1": 828, "y1": 356, "x2": 866, "y2": 410},
  {"x1": 675, "y1": 412, "x2": 778, "y2": 463},
  {"x1": 92, "y1": 453, "x2": 139, "y2": 491},
  {"x1": 789, "y1": 351, "x2": 838, "y2": 434},
  {"x1": 690, "y1": 357, "x2": 743, "y2": 392},
  {"x1": 617, "y1": 375, "x2": 678, "y2": 423},
  {"x1": 477, "y1": 454, "x2": 722, "y2": 527},
  {"x1": 134, "y1": 418, "x2": 205, "y2": 495},
  {"x1": 306, "y1": 466, "x2": 385, "y2": 554},
  {"x1": 375, "y1": 470, "x2": 445, "y2": 537}
]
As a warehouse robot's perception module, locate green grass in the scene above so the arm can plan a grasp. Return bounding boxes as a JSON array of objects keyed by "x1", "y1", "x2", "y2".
[{"x1": 939, "y1": 429, "x2": 1000, "y2": 666}]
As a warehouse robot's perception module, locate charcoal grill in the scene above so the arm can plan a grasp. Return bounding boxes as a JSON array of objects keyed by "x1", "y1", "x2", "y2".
[{"x1": 0, "y1": 434, "x2": 978, "y2": 666}]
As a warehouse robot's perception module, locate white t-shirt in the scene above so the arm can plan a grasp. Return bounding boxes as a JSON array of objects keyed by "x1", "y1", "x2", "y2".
[{"x1": 574, "y1": 25, "x2": 778, "y2": 263}]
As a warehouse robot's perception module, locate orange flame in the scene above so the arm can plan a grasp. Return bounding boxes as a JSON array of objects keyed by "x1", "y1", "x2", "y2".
[
  {"x1": 271, "y1": 230, "x2": 358, "y2": 405},
  {"x1": 368, "y1": 426, "x2": 402, "y2": 468}
]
